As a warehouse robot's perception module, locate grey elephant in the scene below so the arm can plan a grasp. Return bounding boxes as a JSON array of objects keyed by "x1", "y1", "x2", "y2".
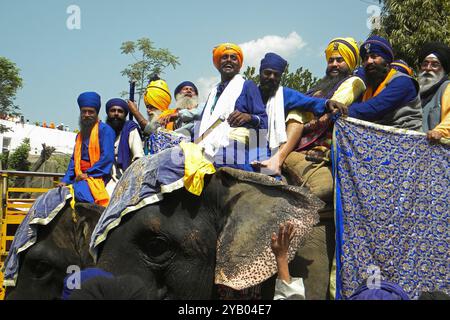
[
  {"x1": 83, "y1": 147, "x2": 324, "y2": 300},
  {"x1": 3, "y1": 187, "x2": 103, "y2": 300}
]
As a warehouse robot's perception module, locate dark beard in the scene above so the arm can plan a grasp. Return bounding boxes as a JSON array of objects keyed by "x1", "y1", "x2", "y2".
[
  {"x1": 365, "y1": 64, "x2": 389, "y2": 89},
  {"x1": 259, "y1": 80, "x2": 279, "y2": 103},
  {"x1": 79, "y1": 116, "x2": 97, "y2": 139},
  {"x1": 106, "y1": 117, "x2": 125, "y2": 135},
  {"x1": 309, "y1": 72, "x2": 349, "y2": 97}
]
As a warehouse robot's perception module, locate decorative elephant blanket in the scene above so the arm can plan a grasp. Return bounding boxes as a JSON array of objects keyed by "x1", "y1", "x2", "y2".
[
  {"x1": 3, "y1": 187, "x2": 72, "y2": 286},
  {"x1": 333, "y1": 117, "x2": 450, "y2": 299}
]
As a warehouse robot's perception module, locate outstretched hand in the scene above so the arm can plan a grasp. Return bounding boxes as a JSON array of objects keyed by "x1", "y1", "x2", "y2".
[
  {"x1": 271, "y1": 222, "x2": 295, "y2": 260},
  {"x1": 326, "y1": 100, "x2": 347, "y2": 116}
]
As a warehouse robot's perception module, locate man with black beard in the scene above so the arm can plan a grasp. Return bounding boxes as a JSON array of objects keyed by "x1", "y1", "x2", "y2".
[
  {"x1": 58, "y1": 92, "x2": 115, "y2": 206},
  {"x1": 104, "y1": 98, "x2": 144, "y2": 195},
  {"x1": 283, "y1": 37, "x2": 364, "y2": 204},
  {"x1": 252, "y1": 52, "x2": 344, "y2": 176},
  {"x1": 418, "y1": 42, "x2": 450, "y2": 141},
  {"x1": 348, "y1": 36, "x2": 422, "y2": 130}
]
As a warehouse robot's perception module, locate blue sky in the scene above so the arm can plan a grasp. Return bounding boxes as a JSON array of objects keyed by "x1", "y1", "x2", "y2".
[{"x1": 0, "y1": 0, "x2": 380, "y2": 130}]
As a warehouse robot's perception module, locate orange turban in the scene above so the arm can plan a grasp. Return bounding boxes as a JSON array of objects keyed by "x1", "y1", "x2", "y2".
[
  {"x1": 144, "y1": 79, "x2": 171, "y2": 111},
  {"x1": 212, "y1": 43, "x2": 244, "y2": 69}
]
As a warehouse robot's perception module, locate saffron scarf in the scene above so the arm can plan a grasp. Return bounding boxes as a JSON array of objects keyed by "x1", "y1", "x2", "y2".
[
  {"x1": 74, "y1": 121, "x2": 109, "y2": 206},
  {"x1": 362, "y1": 68, "x2": 397, "y2": 101}
]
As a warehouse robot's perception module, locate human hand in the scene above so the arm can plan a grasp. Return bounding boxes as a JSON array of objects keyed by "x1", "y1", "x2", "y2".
[
  {"x1": 227, "y1": 111, "x2": 252, "y2": 127},
  {"x1": 75, "y1": 173, "x2": 88, "y2": 182},
  {"x1": 326, "y1": 100, "x2": 347, "y2": 116},
  {"x1": 159, "y1": 111, "x2": 178, "y2": 127},
  {"x1": 426, "y1": 130, "x2": 443, "y2": 142},
  {"x1": 127, "y1": 100, "x2": 139, "y2": 114},
  {"x1": 271, "y1": 222, "x2": 295, "y2": 260}
]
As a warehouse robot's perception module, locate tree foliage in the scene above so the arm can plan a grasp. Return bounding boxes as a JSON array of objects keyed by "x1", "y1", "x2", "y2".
[
  {"x1": 374, "y1": 0, "x2": 450, "y2": 69},
  {"x1": 243, "y1": 65, "x2": 319, "y2": 93},
  {"x1": 0, "y1": 56, "x2": 23, "y2": 132},
  {"x1": 8, "y1": 138, "x2": 31, "y2": 171},
  {"x1": 120, "y1": 38, "x2": 180, "y2": 108}
]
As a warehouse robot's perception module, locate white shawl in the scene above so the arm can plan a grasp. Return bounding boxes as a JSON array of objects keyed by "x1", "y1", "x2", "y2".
[
  {"x1": 198, "y1": 74, "x2": 246, "y2": 157},
  {"x1": 266, "y1": 86, "x2": 287, "y2": 149}
]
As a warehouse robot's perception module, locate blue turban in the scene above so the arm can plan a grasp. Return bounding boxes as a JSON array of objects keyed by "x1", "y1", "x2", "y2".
[
  {"x1": 348, "y1": 281, "x2": 410, "y2": 300},
  {"x1": 106, "y1": 98, "x2": 129, "y2": 116},
  {"x1": 260, "y1": 52, "x2": 288, "y2": 74},
  {"x1": 360, "y1": 36, "x2": 395, "y2": 64},
  {"x1": 77, "y1": 92, "x2": 101, "y2": 113},
  {"x1": 174, "y1": 81, "x2": 198, "y2": 97}
]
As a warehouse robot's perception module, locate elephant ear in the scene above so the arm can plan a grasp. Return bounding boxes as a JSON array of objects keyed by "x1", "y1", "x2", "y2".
[
  {"x1": 73, "y1": 203, "x2": 104, "y2": 265},
  {"x1": 214, "y1": 167, "x2": 324, "y2": 290}
]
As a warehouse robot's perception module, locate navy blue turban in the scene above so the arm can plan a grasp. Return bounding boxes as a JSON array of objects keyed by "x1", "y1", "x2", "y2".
[
  {"x1": 174, "y1": 81, "x2": 198, "y2": 97},
  {"x1": 348, "y1": 281, "x2": 410, "y2": 300},
  {"x1": 106, "y1": 98, "x2": 129, "y2": 116},
  {"x1": 418, "y1": 42, "x2": 450, "y2": 73},
  {"x1": 77, "y1": 92, "x2": 101, "y2": 113},
  {"x1": 360, "y1": 36, "x2": 395, "y2": 64},
  {"x1": 260, "y1": 52, "x2": 288, "y2": 74}
]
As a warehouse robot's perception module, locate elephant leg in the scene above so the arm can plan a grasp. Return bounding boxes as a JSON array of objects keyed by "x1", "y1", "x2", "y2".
[{"x1": 291, "y1": 215, "x2": 335, "y2": 300}]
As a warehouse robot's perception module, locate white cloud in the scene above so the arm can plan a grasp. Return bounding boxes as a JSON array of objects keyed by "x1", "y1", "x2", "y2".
[
  {"x1": 239, "y1": 32, "x2": 307, "y2": 69},
  {"x1": 196, "y1": 76, "x2": 219, "y2": 103}
]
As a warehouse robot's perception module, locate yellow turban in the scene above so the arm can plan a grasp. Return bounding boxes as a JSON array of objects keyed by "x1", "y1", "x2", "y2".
[
  {"x1": 325, "y1": 37, "x2": 360, "y2": 71},
  {"x1": 212, "y1": 43, "x2": 244, "y2": 69},
  {"x1": 144, "y1": 79, "x2": 172, "y2": 111}
]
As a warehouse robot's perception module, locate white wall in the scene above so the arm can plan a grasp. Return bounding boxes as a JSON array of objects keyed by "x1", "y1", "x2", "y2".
[{"x1": 0, "y1": 119, "x2": 76, "y2": 155}]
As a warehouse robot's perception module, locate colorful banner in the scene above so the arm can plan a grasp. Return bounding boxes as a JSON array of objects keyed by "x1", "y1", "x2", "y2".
[{"x1": 333, "y1": 117, "x2": 449, "y2": 300}]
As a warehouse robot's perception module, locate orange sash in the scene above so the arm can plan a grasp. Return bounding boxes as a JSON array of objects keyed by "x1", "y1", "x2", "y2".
[
  {"x1": 74, "y1": 121, "x2": 109, "y2": 206},
  {"x1": 363, "y1": 68, "x2": 397, "y2": 102},
  {"x1": 159, "y1": 109, "x2": 177, "y2": 131}
]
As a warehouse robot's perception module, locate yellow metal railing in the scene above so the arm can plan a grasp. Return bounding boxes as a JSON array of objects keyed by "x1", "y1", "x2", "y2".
[{"x1": 0, "y1": 170, "x2": 64, "y2": 300}]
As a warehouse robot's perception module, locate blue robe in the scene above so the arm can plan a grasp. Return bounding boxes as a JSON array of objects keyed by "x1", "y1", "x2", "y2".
[
  {"x1": 348, "y1": 76, "x2": 417, "y2": 121},
  {"x1": 61, "y1": 121, "x2": 115, "y2": 203},
  {"x1": 280, "y1": 87, "x2": 327, "y2": 116}
]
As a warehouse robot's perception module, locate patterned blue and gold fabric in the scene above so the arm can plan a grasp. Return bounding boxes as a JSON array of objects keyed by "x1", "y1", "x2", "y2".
[
  {"x1": 333, "y1": 117, "x2": 449, "y2": 300},
  {"x1": 145, "y1": 128, "x2": 190, "y2": 155},
  {"x1": 3, "y1": 187, "x2": 72, "y2": 286}
]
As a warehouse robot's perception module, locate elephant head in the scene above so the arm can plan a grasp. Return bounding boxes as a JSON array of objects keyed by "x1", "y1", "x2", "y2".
[
  {"x1": 4, "y1": 201, "x2": 103, "y2": 300},
  {"x1": 90, "y1": 167, "x2": 324, "y2": 299}
]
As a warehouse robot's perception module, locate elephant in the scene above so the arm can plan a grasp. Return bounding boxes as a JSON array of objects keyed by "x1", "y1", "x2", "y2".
[
  {"x1": 4, "y1": 191, "x2": 103, "y2": 300},
  {"x1": 85, "y1": 155, "x2": 325, "y2": 300}
]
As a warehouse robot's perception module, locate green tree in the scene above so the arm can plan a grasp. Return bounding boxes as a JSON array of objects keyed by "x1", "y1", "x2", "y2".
[
  {"x1": 243, "y1": 65, "x2": 319, "y2": 93},
  {"x1": 120, "y1": 38, "x2": 180, "y2": 108},
  {"x1": 8, "y1": 138, "x2": 31, "y2": 171},
  {"x1": 0, "y1": 56, "x2": 23, "y2": 132},
  {"x1": 375, "y1": 0, "x2": 450, "y2": 69}
]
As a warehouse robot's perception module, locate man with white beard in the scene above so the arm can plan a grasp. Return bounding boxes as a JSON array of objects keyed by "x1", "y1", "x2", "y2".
[
  {"x1": 418, "y1": 42, "x2": 450, "y2": 141},
  {"x1": 159, "y1": 81, "x2": 205, "y2": 136}
]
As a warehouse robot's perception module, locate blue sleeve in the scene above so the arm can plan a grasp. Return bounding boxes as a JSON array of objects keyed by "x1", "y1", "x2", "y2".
[
  {"x1": 235, "y1": 80, "x2": 268, "y2": 129},
  {"x1": 86, "y1": 123, "x2": 115, "y2": 178},
  {"x1": 283, "y1": 87, "x2": 327, "y2": 116},
  {"x1": 348, "y1": 76, "x2": 417, "y2": 121},
  {"x1": 61, "y1": 154, "x2": 75, "y2": 184}
]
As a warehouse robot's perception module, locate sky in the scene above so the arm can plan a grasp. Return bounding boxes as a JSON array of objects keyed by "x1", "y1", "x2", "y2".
[{"x1": 0, "y1": 0, "x2": 381, "y2": 130}]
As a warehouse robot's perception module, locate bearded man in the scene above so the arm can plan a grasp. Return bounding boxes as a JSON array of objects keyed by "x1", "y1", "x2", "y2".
[
  {"x1": 159, "y1": 81, "x2": 205, "y2": 136},
  {"x1": 58, "y1": 92, "x2": 115, "y2": 206},
  {"x1": 104, "y1": 98, "x2": 144, "y2": 195},
  {"x1": 418, "y1": 42, "x2": 450, "y2": 141},
  {"x1": 128, "y1": 78, "x2": 188, "y2": 155},
  {"x1": 253, "y1": 52, "x2": 345, "y2": 176},
  {"x1": 348, "y1": 36, "x2": 422, "y2": 130}
]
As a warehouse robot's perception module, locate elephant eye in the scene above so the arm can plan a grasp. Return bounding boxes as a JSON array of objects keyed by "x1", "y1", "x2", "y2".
[
  {"x1": 30, "y1": 260, "x2": 53, "y2": 280},
  {"x1": 137, "y1": 235, "x2": 175, "y2": 265}
]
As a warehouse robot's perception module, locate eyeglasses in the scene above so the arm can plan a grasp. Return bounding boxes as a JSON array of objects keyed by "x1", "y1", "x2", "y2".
[{"x1": 420, "y1": 61, "x2": 442, "y2": 70}]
